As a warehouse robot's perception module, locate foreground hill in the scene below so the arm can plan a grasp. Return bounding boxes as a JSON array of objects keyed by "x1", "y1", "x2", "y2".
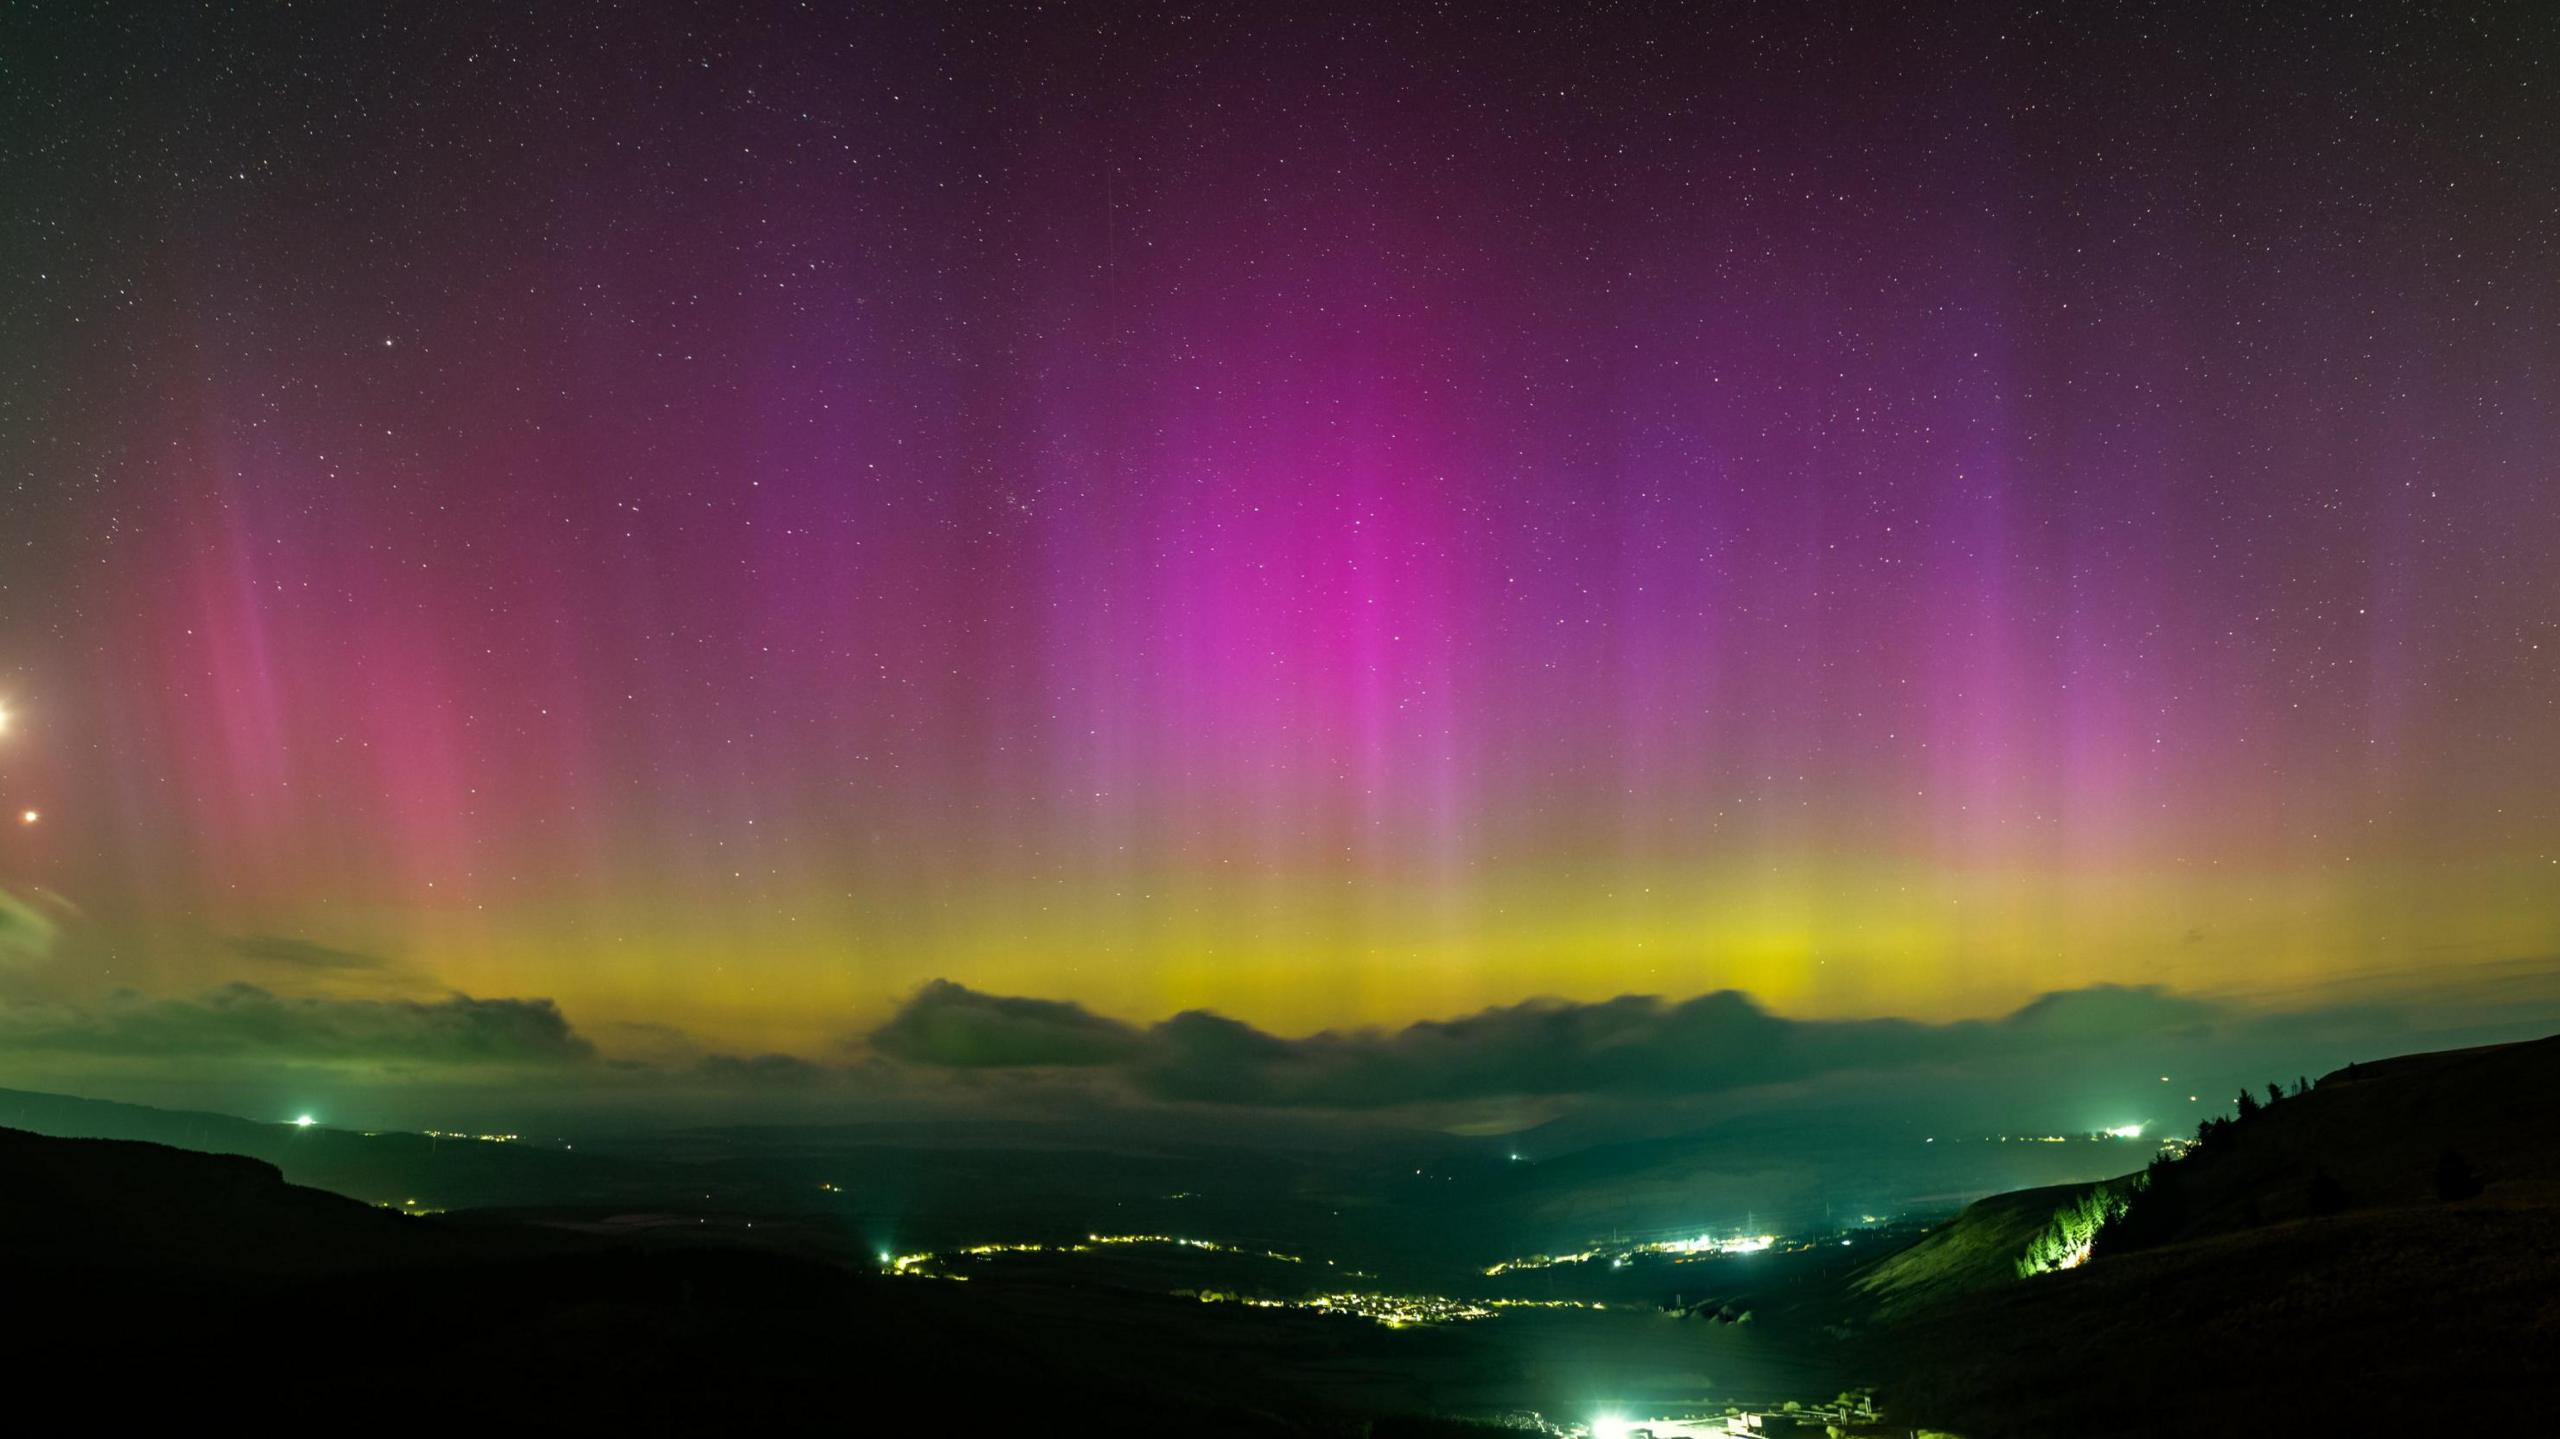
[
  {"x1": 0, "y1": 1126, "x2": 461, "y2": 1273},
  {"x1": 1865, "y1": 1034, "x2": 2560, "y2": 1437},
  {"x1": 0, "y1": 1125, "x2": 1498, "y2": 1433},
  {"x1": 2104, "y1": 1034, "x2": 2560, "y2": 1243},
  {"x1": 1844, "y1": 1177, "x2": 2135, "y2": 1322}
]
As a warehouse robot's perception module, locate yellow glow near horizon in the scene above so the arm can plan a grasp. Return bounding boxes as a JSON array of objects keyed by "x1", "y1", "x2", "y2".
[{"x1": 49, "y1": 810, "x2": 2560, "y2": 1063}]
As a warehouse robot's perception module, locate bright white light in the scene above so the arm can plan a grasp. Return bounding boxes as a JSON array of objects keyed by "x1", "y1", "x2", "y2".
[
  {"x1": 17, "y1": 810, "x2": 36, "y2": 826},
  {"x1": 292, "y1": 1114, "x2": 316, "y2": 1128},
  {"x1": 1590, "y1": 1414, "x2": 1631, "y2": 1439},
  {"x1": 0, "y1": 704, "x2": 11, "y2": 736},
  {"x1": 2104, "y1": 1123, "x2": 2147, "y2": 1140}
]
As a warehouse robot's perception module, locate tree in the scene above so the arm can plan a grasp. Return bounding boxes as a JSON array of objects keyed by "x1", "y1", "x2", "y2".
[
  {"x1": 2434, "y1": 1149, "x2": 2483, "y2": 1202},
  {"x1": 2016, "y1": 1183, "x2": 2135, "y2": 1275},
  {"x1": 2091, "y1": 1159, "x2": 2186, "y2": 1260},
  {"x1": 2235, "y1": 1087, "x2": 2261, "y2": 1121},
  {"x1": 2266, "y1": 1082, "x2": 2286, "y2": 1108}
]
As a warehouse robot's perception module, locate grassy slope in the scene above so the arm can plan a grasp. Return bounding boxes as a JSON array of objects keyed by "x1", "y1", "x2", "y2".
[
  {"x1": 1846, "y1": 1179, "x2": 2133, "y2": 1321},
  {"x1": 1861, "y1": 1033, "x2": 2560, "y2": 1438},
  {"x1": 2118, "y1": 1033, "x2": 2560, "y2": 1241}
]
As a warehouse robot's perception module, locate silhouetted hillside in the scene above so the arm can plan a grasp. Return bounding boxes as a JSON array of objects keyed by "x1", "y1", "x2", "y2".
[
  {"x1": 1845, "y1": 1177, "x2": 2134, "y2": 1321},
  {"x1": 0, "y1": 1086, "x2": 679, "y2": 1210},
  {"x1": 1865, "y1": 1034, "x2": 2560, "y2": 1437},
  {"x1": 2100, "y1": 1033, "x2": 2560, "y2": 1248},
  {"x1": 0, "y1": 1126, "x2": 458, "y2": 1274},
  {"x1": 0, "y1": 1124, "x2": 1501, "y2": 1433}
]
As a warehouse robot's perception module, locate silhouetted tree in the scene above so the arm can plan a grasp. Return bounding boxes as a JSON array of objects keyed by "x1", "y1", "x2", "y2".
[
  {"x1": 2306, "y1": 1167, "x2": 2348, "y2": 1215},
  {"x1": 2234, "y1": 1088, "x2": 2261, "y2": 1121},
  {"x1": 2091, "y1": 1155, "x2": 2189, "y2": 1259},
  {"x1": 2266, "y1": 1082, "x2": 2286, "y2": 1108},
  {"x1": 2434, "y1": 1149, "x2": 2483, "y2": 1202},
  {"x1": 2294, "y1": 1075, "x2": 2311, "y2": 1096}
]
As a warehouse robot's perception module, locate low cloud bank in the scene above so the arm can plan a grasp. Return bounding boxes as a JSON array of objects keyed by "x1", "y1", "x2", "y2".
[
  {"x1": 0, "y1": 983, "x2": 594, "y2": 1064},
  {"x1": 860, "y1": 978, "x2": 2403, "y2": 1109},
  {"x1": 0, "y1": 954, "x2": 2507, "y2": 1126},
  {"x1": 871, "y1": 981, "x2": 1155, "y2": 1069}
]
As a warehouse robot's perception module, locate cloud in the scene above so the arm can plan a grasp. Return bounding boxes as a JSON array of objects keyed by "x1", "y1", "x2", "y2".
[
  {"x1": 0, "y1": 983, "x2": 594, "y2": 1066},
  {"x1": 1996, "y1": 983, "x2": 2218, "y2": 1039},
  {"x1": 869, "y1": 979, "x2": 1153, "y2": 1068},
  {"x1": 229, "y1": 935, "x2": 391, "y2": 972},
  {"x1": 859, "y1": 979, "x2": 2395, "y2": 1111},
  {"x1": 1137, "y1": 989, "x2": 1959, "y2": 1106}
]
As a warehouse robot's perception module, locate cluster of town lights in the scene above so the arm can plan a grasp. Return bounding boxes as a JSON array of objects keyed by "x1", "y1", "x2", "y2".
[
  {"x1": 1485, "y1": 1231, "x2": 1777, "y2": 1277},
  {"x1": 882, "y1": 1232, "x2": 1308, "y2": 1279}
]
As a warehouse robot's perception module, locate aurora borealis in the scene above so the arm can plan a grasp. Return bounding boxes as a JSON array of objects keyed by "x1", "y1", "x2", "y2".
[{"x1": 4, "y1": 1, "x2": 2556, "y2": 1077}]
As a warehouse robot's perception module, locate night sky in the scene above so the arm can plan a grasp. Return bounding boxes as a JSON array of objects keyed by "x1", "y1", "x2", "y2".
[{"x1": 3, "y1": 2, "x2": 2555, "y2": 1078}]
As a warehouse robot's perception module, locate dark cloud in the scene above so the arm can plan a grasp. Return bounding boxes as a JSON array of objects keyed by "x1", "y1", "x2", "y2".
[
  {"x1": 1144, "y1": 990, "x2": 1939, "y2": 1106},
  {"x1": 0, "y1": 983, "x2": 594, "y2": 1065},
  {"x1": 229, "y1": 935, "x2": 390, "y2": 972},
  {"x1": 869, "y1": 979, "x2": 1153, "y2": 1068},
  {"x1": 1996, "y1": 983, "x2": 2218, "y2": 1039},
  {"x1": 861, "y1": 979, "x2": 2387, "y2": 1110}
]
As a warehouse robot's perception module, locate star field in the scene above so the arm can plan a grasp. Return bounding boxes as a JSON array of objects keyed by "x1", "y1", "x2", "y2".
[{"x1": 2, "y1": 1, "x2": 2556, "y2": 1052}]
